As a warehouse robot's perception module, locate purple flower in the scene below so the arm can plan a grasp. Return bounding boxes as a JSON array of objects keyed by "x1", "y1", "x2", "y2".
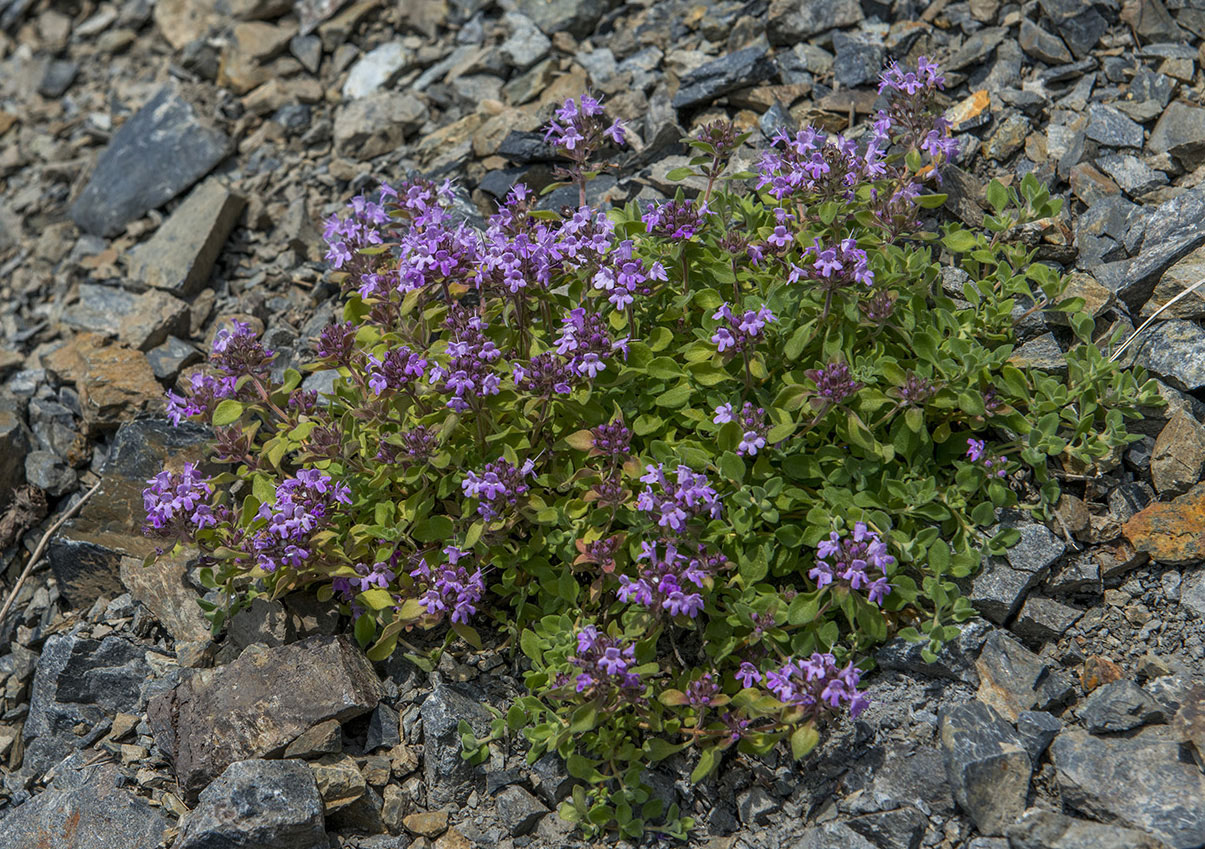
[
  {"x1": 143, "y1": 463, "x2": 215, "y2": 538},
  {"x1": 568, "y1": 628, "x2": 641, "y2": 700},
  {"x1": 966, "y1": 438, "x2": 985, "y2": 462},
  {"x1": 806, "y1": 361, "x2": 862, "y2": 407},
  {"x1": 710, "y1": 302, "x2": 776, "y2": 356},
  {"x1": 736, "y1": 662, "x2": 762, "y2": 688},
  {"x1": 462, "y1": 457, "x2": 536, "y2": 521},
  {"x1": 636, "y1": 464, "x2": 722, "y2": 532},
  {"x1": 713, "y1": 403, "x2": 734, "y2": 425},
  {"x1": 809, "y1": 522, "x2": 894, "y2": 606},
  {"x1": 760, "y1": 653, "x2": 869, "y2": 718}
]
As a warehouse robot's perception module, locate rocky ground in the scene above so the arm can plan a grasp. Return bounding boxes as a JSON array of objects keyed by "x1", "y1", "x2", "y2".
[{"x1": 2, "y1": 0, "x2": 1205, "y2": 846}]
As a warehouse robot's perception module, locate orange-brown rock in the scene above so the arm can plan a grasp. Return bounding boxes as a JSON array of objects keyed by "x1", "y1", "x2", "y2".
[
  {"x1": 44, "y1": 333, "x2": 164, "y2": 430},
  {"x1": 1123, "y1": 482, "x2": 1205, "y2": 565},
  {"x1": 1081, "y1": 655, "x2": 1124, "y2": 693}
]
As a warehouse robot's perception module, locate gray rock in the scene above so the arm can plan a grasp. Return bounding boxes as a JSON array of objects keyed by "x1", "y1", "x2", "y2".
[
  {"x1": 976, "y1": 631, "x2": 1075, "y2": 721},
  {"x1": 1019, "y1": 19, "x2": 1072, "y2": 65},
  {"x1": 494, "y1": 784, "x2": 548, "y2": 836},
  {"x1": 24, "y1": 450, "x2": 76, "y2": 497},
  {"x1": 146, "y1": 335, "x2": 201, "y2": 381},
  {"x1": 1150, "y1": 102, "x2": 1205, "y2": 169},
  {"x1": 175, "y1": 759, "x2": 326, "y2": 849},
  {"x1": 63, "y1": 283, "x2": 137, "y2": 336},
  {"x1": 1151, "y1": 411, "x2": 1205, "y2": 496},
  {"x1": 70, "y1": 84, "x2": 231, "y2": 237},
  {"x1": 1086, "y1": 103, "x2": 1146, "y2": 149},
  {"x1": 847, "y1": 807, "x2": 927, "y2": 849},
  {"x1": 1015, "y1": 711, "x2": 1062, "y2": 763},
  {"x1": 832, "y1": 31, "x2": 884, "y2": 89},
  {"x1": 1132, "y1": 320, "x2": 1205, "y2": 393},
  {"x1": 1039, "y1": 0, "x2": 1107, "y2": 58},
  {"x1": 875, "y1": 618, "x2": 991, "y2": 685},
  {"x1": 1052, "y1": 726, "x2": 1205, "y2": 848},
  {"x1": 766, "y1": 0, "x2": 862, "y2": 44},
  {"x1": 0, "y1": 762, "x2": 168, "y2": 849},
  {"x1": 365, "y1": 703, "x2": 400, "y2": 752},
  {"x1": 342, "y1": 41, "x2": 412, "y2": 100},
  {"x1": 1095, "y1": 188, "x2": 1205, "y2": 309},
  {"x1": 528, "y1": 751, "x2": 572, "y2": 806},
  {"x1": 1012, "y1": 597, "x2": 1081, "y2": 642},
  {"x1": 0, "y1": 398, "x2": 30, "y2": 510},
  {"x1": 326, "y1": 784, "x2": 385, "y2": 833},
  {"x1": 1008, "y1": 807, "x2": 1173, "y2": 849},
  {"x1": 38, "y1": 58, "x2": 78, "y2": 98},
  {"x1": 228, "y1": 597, "x2": 291, "y2": 649},
  {"x1": 867, "y1": 742, "x2": 955, "y2": 816},
  {"x1": 672, "y1": 46, "x2": 775, "y2": 110},
  {"x1": 1079, "y1": 679, "x2": 1166, "y2": 733},
  {"x1": 24, "y1": 634, "x2": 152, "y2": 778},
  {"x1": 1182, "y1": 569, "x2": 1205, "y2": 618},
  {"x1": 1097, "y1": 153, "x2": 1168, "y2": 198},
  {"x1": 514, "y1": 0, "x2": 609, "y2": 38},
  {"x1": 499, "y1": 12, "x2": 549, "y2": 70},
  {"x1": 939, "y1": 701, "x2": 1032, "y2": 837},
  {"x1": 948, "y1": 26, "x2": 1006, "y2": 72},
  {"x1": 334, "y1": 91, "x2": 427, "y2": 161},
  {"x1": 971, "y1": 518, "x2": 1065, "y2": 623},
  {"x1": 128, "y1": 179, "x2": 246, "y2": 297},
  {"x1": 148, "y1": 636, "x2": 383, "y2": 800},
  {"x1": 421, "y1": 679, "x2": 492, "y2": 805},
  {"x1": 737, "y1": 786, "x2": 779, "y2": 825}
]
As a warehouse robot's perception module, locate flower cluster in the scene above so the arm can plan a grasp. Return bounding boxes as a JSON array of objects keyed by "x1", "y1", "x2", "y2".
[
  {"x1": 810, "y1": 522, "x2": 893, "y2": 605},
  {"x1": 642, "y1": 198, "x2": 710, "y2": 241},
  {"x1": 591, "y1": 240, "x2": 668, "y2": 310},
  {"x1": 756, "y1": 127, "x2": 876, "y2": 201},
  {"x1": 249, "y1": 469, "x2": 352, "y2": 573},
  {"x1": 745, "y1": 653, "x2": 869, "y2": 718},
  {"x1": 409, "y1": 546, "x2": 486, "y2": 624},
  {"x1": 544, "y1": 94, "x2": 625, "y2": 156},
  {"x1": 710, "y1": 302, "x2": 775, "y2": 355},
  {"x1": 590, "y1": 419, "x2": 631, "y2": 458},
  {"x1": 366, "y1": 346, "x2": 428, "y2": 396},
  {"x1": 377, "y1": 426, "x2": 439, "y2": 466},
  {"x1": 143, "y1": 463, "x2": 216, "y2": 538},
  {"x1": 211, "y1": 320, "x2": 274, "y2": 377},
  {"x1": 714, "y1": 402, "x2": 770, "y2": 456},
  {"x1": 428, "y1": 308, "x2": 502, "y2": 412},
  {"x1": 636, "y1": 464, "x2": 722, "y2": 532},
  {"x1": 323, "y1": 192, "x2": 386, "y2": 271},
  {"x1": 790, "y1": 237, "x2": 874, "y2": 289},
  {"x1": 462, "y1": 458, "x2": 536, "y2": 521},
  {"x1": 894, "y1": 373, "x2": 937, "y2": 406},
  {"x1": 966, "y1": 438, "x2": 1008, "y2": 477},
  {"x1": 166, "y1": 372, "x2": 238, "y2": 426},
  {"x1": 616, "y1": 539, "x2": 714, "y2": 619},
  {"x1": 806, "y1": 361, "x2": 862, "y2": 407},
  {"x1": 570, "y1": 626, "x2": 643, "y2": 697},
  {"x1": 554, "y1": 308, "x2": 629, "y2": 381}
]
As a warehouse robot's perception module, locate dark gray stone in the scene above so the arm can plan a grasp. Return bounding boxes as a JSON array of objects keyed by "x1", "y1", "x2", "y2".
[
  {"x1": 868, "y1": 742, "x2": 955, "y2": 816},
  {"x1": 494, "y1": 784, "x2": 548, "y2": 836},
  {"x1": 1086, "y1": 103, "x2": 1146, "y2": 149},
  {"x1": 70, "y1": 84, "x2": 231, "y2": 237},
  {"x1": 766, "y1": 0, "x2": 863, "y2": 44},
  {"x1": 528, "y1": 751, "x2": 572, "y2": 806},
  {"x1": 1012, "y1": 596, "x2": 1081, "y2": 642},
  {"x1": 1132, "y1": 320, "x2": 1205, "y2": 393},
  {"x1": 497, "y1": 130, "x2": 557, "y2": 164},
  {"x1": 939, "y1": 701, "x2": 1032, "y2": 837},
  {"x1": 1150, "y1": 102, "x2": 1205, "y2": 169},
  {"x1": 947, "y1": 26, "x2": 1006, "y2": 72},
  {"x1": 148, "y1": 636, "x2": 383, "y2": 801},
  {"x1": 0, "y1": 396, "x2": 30, "y2": 510},
  {"x1": 146, "y1": 335, "x2": 201, "y2": 381},
  {"x1": 0, "y1": 762, "x2": 168, "y2": 849},
  {"x1": 421, "y1": 679, "x2": 492, "y2": 805},
  {"x1": 1052, "y1": 726, "x2": 1205, "y2": 848},
  {"x1": 971, "y1": 517, "x2": 1065, "y2": 623},
  {"x1": 847, "y1": 807, "x2": 927, "y2": 849},
  {"x1": 672, "y1": 46, "x2": 775, "y2": 110},
  {"x1": 365, "y1": 703, "x2": 400, "y2": 752},
  {"x1": 514, "y1": 0, "x2": 610, "y2": 38},
  {"x1": 38, "y1": 59, "x2": 78, "y2": 98},
  {"x1": 1039, "y1": 0, "x2": 1107, "y2": 58},
  {"x1": 737, "y1": 786, "x2": 779, "y2": 826},
  {"x1": 1079, "y1": 679, "x2": 1166, "y2": 733},
  {"x1": 1097, "y1": 153, "x2": 1168, "y2": 198},
  {"x1": 1015, "y1": 711, "x2": 1061, "y2": 763},
  {"x1": 976, "y1": 631, "x2": 1075, "y2": 721},
  {"x1": 1019, "y1": 19, "x2": 1072, "y2": 65},
  {"x1": 1008, "y1": 807, "x2": 1174, "y2": 849},
  {"x1": 174, "y1": 759, "x2": 327, "y2": 849},
  {"x1": 831, "y1": 31, "x2": 884, "y2": 89},
  {"x1": 24, "y1": 450, "x2": 76, "y2": 497},
  {"x1": 1130, "y1": 68, "x2": 1174, "y2": 108},
  {"x1": 23, "y1": 634, "x2": 152, "y2": 778}
]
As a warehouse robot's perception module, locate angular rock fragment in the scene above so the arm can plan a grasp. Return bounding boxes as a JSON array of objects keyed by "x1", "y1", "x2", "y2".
[
  {"x1": 1008, "y1": 807, "x2": 1172, "y2": 849},
  {"x1": 970, "y1": 518, "x2": 1065, "y2": 623},
  {"x1": 1151, "y1": 411, "x2": 1205, "y2": 496},
  {"x1": 421, "y1": 679, "x2": 493, "y2": 805},
  {"x1": 672, "y1": 46, "x2": 775, "y2": 110},
  {"x1": 174, "y1": 759, "x2": 327, "y2": 849},
  {"x1": 148, "y1": 636, "x2": 383, "y2": 800},
  {"x1": 43, "y1": 334, "x2": 164, "y2": 431},
  {"x1": 129, "y1": 179, "x2": 246, "y2": 297},
  {"x1": 334, "y1": 91, "x2": 427, "y2": 160},
  {"x1": 766, "y1": 0, "x2": 863, "y2": 44},
  {"x1": 494, "y1": 785, "x2": 548, "y2": 837},
  {"x1": 976, "y1": 631, "x2": 1074, "y2": 721},
  {"x1": 939, "y1": 701, "x2": 1032, "y2": 837},
  {"x1": 70, "y1": 84, "x2": 230, "y2": 237},
  {"x1": 1150, "y1": 102, "x2": 1205, "y2": 169}
]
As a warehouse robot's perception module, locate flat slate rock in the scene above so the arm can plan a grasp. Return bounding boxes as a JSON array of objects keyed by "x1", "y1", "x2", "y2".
[
  {"x1": 69, "y1": 83, "x2": 230, "y2": 237},
  {"x1": 0, "y1": 761, "x2": 168, "y2": 849},
  {"x1": 174, "y1": 759, "x2": 327, "y2": 849},
  {"x1": 939, "y1": 701, "x2": 1032, "y2": 837},
  {"x1": 672, "y1": 46, "x2": 775, "y2": 110},
  {"x1": 1052, "y1": 726, "x2": 1205, "y2": 849},
  {"x1": 148, "y1": 635, "x2": 383, "y2": 800}
]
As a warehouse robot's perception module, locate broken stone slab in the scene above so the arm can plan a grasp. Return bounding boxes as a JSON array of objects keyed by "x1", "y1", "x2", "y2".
[
  {"x1": 1151, "y1": 410, "x2": 1205, "y2": 496},
  {"x1": 939, "y1": 700, "x2": 1032, "y2": 837},
  {"x1": 975, "y1": 631, "x2": 1075, "y2": 721},
  {"x1": 1132, "y1": 320, "x2": 1205, "y2": 394},
  {"x1": 333, "y1": 91, "x2": 428, "y2": 161},
  {"x1": 62, "y1": 284, "x2": 190, "y2": 352},
  {"x1": 1079, "y1": 678, "x2": 1166, "y2": 733},
  {"x1": 1124, "y1": 481, "x2": 1205, "y2": 566},
  {"x1": 119, "y1": 550, "x2": 211, "y2": 644},
  {"x1": 1011, "y1": 596, "x2": 1081, "y2": 642},
  {"x1": 0, "y1": 760, "x2": 168, "y2": 849},
  {"x1": 1150, "y1": 102, "x2": 1205, "y2": 169},
  {"x1": 309, "y1": 752, "x2": 367, "y2": 811},
  {"x1": 342, "y1": 40, "x2": 412, "y2": 99},
  {"x1": 970, "y1": 515, "x2": 1065, "y2": 623},
  {"x1": 874, "y1": 617, "x2": 991, "y2": 685},
  {"x1": 69, "y1": 83, "x2": 231, "y2": 237},
  {"x1": 1052, "y1": 726, "x2": 1205, "y2": 849},
  {"x1": 421, "y1": 678, "x2": 493, "y2": 806},
  {"x1": 128, "y1": 179, "x2": 245, "y2": 297},
  {"x1": 174, "y1": 759, "x2": 327, "y2": 849},
  {"x1": 1140, "y1": 244, "x2": 1205, "y2": 321},
  {"x1": 765, "y1": 0, "x2": 862, "y2": 44},
  {"x1": 148, "y1": 636, "x2": 383, "y2": 800},
  {"x1": 1008, "y1": 807, "x2": 1173, "y2": 849},
  {"x1": 1015, "y1": 711, "x2": 1062, "y2": 764},
  {"x1": 494, "y1": 785, "x2": 548, "y2": 837},
  {"x1": 47, "y1": 418, "x2": 210, "y2": 608},
  {"x1": 672, "y1": 46, "x2": 776, "y2": 110},
  {"x1": 43, "y1": 334, "x2": 164, "y2": 431},
  {"x1": 23, "y1": 634, "x2": 153, "y2": 778}
]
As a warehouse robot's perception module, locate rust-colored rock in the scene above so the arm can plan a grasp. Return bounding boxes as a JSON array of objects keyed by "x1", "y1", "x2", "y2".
[
  {"x1": 44, "y1": 333, "x2": 163, "y2": 431},
  {"x1": 945, "y1": 89, "x2": 990, "y2": 132},
  {"x1": 148, "y1": 636, "x2": 383, "y2": 801},
  {"x1": 1123, "y1": 482, "x2": 1205, "y2": 565},
  {"x1": 1081, "y1": 655, "x2": 1124, "y2": 693}
]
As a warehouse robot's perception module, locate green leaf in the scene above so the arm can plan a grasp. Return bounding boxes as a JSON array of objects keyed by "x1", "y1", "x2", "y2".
[
  {"x1": 943, "y1": 229, "x2": 979, "y2": 254},
  {"x1": 413, "y1": 515, "x2": 453, "y2": 542},
  {"x1": 664, "y1": 166, "x2": 697, "y2": 181},
  {"x1": 915, "y1": 193, "x2": 949, "y2": 209},
  {"x1": 212, "y1": 399, "x2": 243, "y2": 426},
  {"x1": 353, "y1": 613, "x2": 375, "y2": 648},
  {"x1": 690, "y1": 747, "x2": 721, "y2": 783},
  {"x1": 655, "y1": 383, "x2": 692, "y2": 408},
  {"x1": 647, "y1": 357, "x2": 682, "y2": 380},
  {"x1": 718, "y1": 451, "x2": 745, "y2": 482},
  {"x1": 790, "y1": 723, "x2": 819, "y2": 759},
  {"x1": 986, "y1": 179, "x2": 1010, "y2": 212},
  {"x1": 359, "y1": 588, "x2": 394, "y2": 610}
]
